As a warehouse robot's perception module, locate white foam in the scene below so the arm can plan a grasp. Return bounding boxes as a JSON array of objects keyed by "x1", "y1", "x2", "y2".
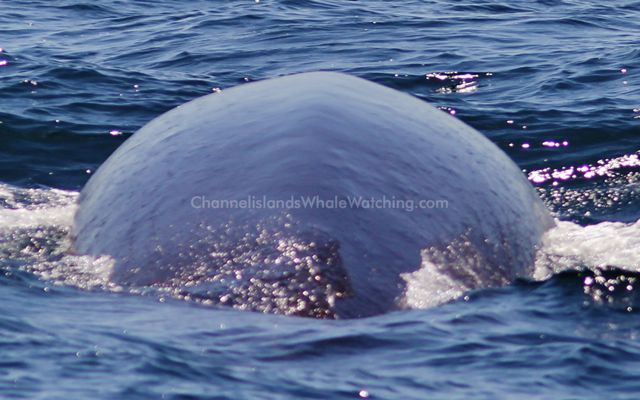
[
  {"x1": 0, "y1": 205, "x2": 77, "y2": 229},
  {"x1": 28, "y1": 254, "x2": 118, "y2": 291},
  {"x1": 534, "y1": 219, "x2": 640, "y2": 280},
  {"x1": 401, "y1": 257, "x2": 470, "y2": 309},
  {"x1": 0, "y1": 183, "x2": 116, "y2": 289},
  {"x1": 402, "y1": 218, "x2": 640, "y2": 309},
  {"x1": 0, "y1": 184, "x2": 78, "y2": 228},
  {"x1": 401, "y1": 236, "x2": 513, "y2": 309}
]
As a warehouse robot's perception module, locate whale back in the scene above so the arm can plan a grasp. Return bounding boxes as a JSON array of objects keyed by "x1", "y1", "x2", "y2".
[{"x1": 73, "y1": 72, "x2": 553, "y2": 318}]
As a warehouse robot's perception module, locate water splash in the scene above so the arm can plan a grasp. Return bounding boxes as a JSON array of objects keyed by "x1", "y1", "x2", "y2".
[
  {"x1": 0, "y1": 184, "x2": 116, "y2": 291},
  {"x1": 2, "y1": 182, "x2": 638, "y2": 313},
  {"x1": 402, "y1": 216, "x2": 640, "y2": 309},
  {"x1": 534, "y1": 219, "x2": 640, "y2": 280}
]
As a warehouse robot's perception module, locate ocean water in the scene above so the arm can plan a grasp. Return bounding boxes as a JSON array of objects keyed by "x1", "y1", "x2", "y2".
[{"x1": 1, "y1": 0, "x2": 640, "y2": 399}]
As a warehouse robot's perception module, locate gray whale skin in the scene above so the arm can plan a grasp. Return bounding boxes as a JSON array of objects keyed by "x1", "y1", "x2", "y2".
[{"x1": 72, "y1": 72, "x2": 554, "y2": 318}]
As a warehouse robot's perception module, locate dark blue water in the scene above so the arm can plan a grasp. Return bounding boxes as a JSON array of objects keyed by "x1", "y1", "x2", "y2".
[{"x1": 1, "y1": 1, "x2": 640, "y2": 398}]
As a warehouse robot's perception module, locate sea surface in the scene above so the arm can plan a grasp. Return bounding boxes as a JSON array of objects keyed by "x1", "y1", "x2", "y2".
[{"x1": 1, "y1": 1, "x2": 640, "y2": 399}]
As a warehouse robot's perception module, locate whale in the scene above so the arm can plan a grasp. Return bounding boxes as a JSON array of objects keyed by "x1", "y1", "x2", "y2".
[{"x1": 72, "y1": 71, "x2": 554, "y2": 318}]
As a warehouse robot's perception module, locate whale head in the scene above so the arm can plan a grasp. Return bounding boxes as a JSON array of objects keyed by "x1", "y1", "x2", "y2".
[{"x1": 72, "y1": 71, "x2": 554, "y2": 318}]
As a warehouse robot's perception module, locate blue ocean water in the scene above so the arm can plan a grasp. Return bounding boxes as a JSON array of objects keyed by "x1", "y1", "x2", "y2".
[{"x1": 1, "y1": 0, "x2": 639, "y2": 398}]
